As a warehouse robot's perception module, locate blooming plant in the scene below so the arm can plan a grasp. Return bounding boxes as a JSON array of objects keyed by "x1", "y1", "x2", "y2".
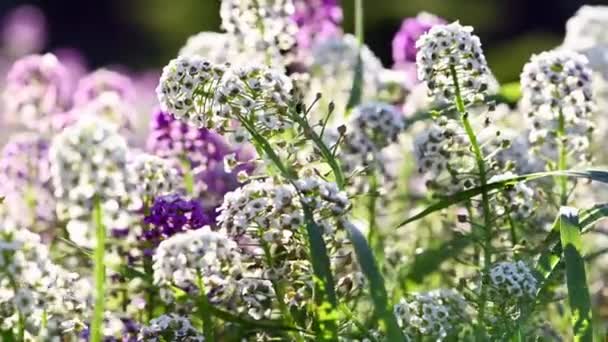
[{"x1": 2, "y1": 1, "x2": 608, "y2": 341}]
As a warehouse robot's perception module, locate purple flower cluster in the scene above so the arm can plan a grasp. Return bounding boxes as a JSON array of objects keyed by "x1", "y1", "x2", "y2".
[
  {"x1": 292, "y1": 0, "x2": 343, "y2": 53},
  {"x1": 392, "y1": 12, "x2": 445, "y2": 88},
  {"x1": 142, "y1": 194, "x2": 211, "y2": 242},
  {"x1": 1, "y1": 5, "x2": 46, "y2": 57},
  {"x1": 147, "y1": 110, "x2": 254, "y2": 204}
]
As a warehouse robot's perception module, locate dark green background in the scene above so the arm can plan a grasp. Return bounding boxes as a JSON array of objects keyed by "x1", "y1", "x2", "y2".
[{"x1": 2, "y1": 0, "x2": 607, "y2": 82}]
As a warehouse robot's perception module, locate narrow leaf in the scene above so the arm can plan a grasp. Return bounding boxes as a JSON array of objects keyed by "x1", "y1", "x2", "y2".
[
  {"x1": 345, "y1": 53, "x2": 363, "y2": 112},
  {"x1": 343, "y1": 221, "x2": 404, "y2": 340},
  {"x1": 559, "y1": 207, "x2": 593, "y2": 341},
  {"x1": 397, "y1": 169, "x2": 608, "y2": 228}
]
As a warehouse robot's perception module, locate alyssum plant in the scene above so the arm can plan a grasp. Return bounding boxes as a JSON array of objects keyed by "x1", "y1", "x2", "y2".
[{"x1": 2, "y1": 0, "x2": 608, "y2": 341}]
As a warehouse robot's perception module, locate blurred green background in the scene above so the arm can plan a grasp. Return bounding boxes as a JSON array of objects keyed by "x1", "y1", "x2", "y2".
[{"x1": 2, "y1": 0, "x2": 607, "y2": 83}]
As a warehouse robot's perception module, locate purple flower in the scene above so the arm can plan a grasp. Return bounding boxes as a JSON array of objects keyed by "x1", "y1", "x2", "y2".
[
  {"x1": 0, "y1": 133, "x2": 56, "y2": 231},
  {"x1": 2, "y1": 53, "x2": 71, "y2": 130},
  {"x1": 146, "y1": 110, "x2": 254, "y2": 206},
  {"x1": 73, "y1": 68, "x2": 135, "y2": 106},
  {"x1": 292, "y1": 0, "x2": 343, "y2": 53},
  {"x1": 392, "y1": 12, "x2": 445, "y2": 87},
  {"x1": 1, "y1": 5, "x2": 47, "y2": 57},
  {"x1": 143, "y1": 194, "x2": 211, "y2": 243}
]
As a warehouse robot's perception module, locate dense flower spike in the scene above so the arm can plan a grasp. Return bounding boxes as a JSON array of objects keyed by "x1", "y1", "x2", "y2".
[
  {"x1": 220, "y1": 0, "x2": 298, "y2": 67},
  {"x1": 521, "y1": 50, "x2": 595, "y2": 161},
  {"x1": 0, "y1": 224, "x2": 90, "y2": 338},
  {"x1": 138, "y1": 314, "x2": 204, "y2": 342},
  {"x1": 393, "y1": 289, "x2": 470, "y2": 340},
  {"x1": 73, "y1": 68, "x2": 135, "y2": 106},
  {"x1": 152, "y1": 227, "x2": 242, "y2": 303},
  {"x1": 127, "y1": 153, "x2": 182, "y2": 206},
  {"x1": 0, "y1": 133, "x2": 55, "y2": 231},
  {"x1": 2, "y1": 53, "x2": 70, "y2": 129},
  {"x1": 178, "y1": 31, "x2": 236, "y2": 65},
  {"x1": 416, "y1": 22, "x2": 491, "y2": 105},
  {"x1": 215, "y1": 64, "x2": 294, "y2": 140},
  {"x1": 49, "y1": 116, "x2": 129, "y2": 247},
  {"x1": 143, "y1": 194, "x2": 211, "y2": 242},
  {"x1": 487, "y1": 261, "x2": 538, "y2": 300},
  {"x1": 292, "y1": 0, "x2": 342, "y2": 53},
  {"x1": 339, "y1": 102, "x2": 405, "y2": 175},
  {"x1": 156, "y1": 55, "x2": 226, "y2": 128}
]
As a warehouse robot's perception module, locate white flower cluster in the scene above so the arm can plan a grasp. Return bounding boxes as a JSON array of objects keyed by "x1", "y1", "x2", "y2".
[
  {"x1": 521, "y1": 50, "x2": 595, "y2": 160},
  {"x1": 564, "y1": 5, "x2": 608, "y2": 51},
  {"x1": 308, "y1": 34, "x2": 384, "y2": 121},
  {"x1": 416, "y1": 22, "x2": 490, "y2": 105},
  {"x1": 488, "y1": 261, "x2": 538, "y2": 300},
  {"x1": 339, "y1": 102, "x2": 405, "y2": 177},
  {"x1": 156, "y1": 55, "x2": 227, "y2": 128},
  {"x1": 49, "y1": 117, "x2": 129, "y2": 247},
  {"x1": 153, "y1": 227, "x2": 242, "y2": 303},
  {"x1": 127, "y1": 153, "x2": 182, "y2": 205},
  {"x1": 138, "y1": 314, "x2": 204, "y2": 342},
  {"x1": 215, "y1": 64, "x2": 294, "y2": 140},
  {"x1": 237, "y1": 275, "x2": 276, "y2": 320},
  {"x1": 78, "y1": 91, "x2": 136, "y2": 134},
  {"x1": 179, "y1": 31, "x2": 236, "y2": 65},
  {"x1": 220, "y1": 0, "x2": 298, "y2": 67},
  {"x1": 393, "y1": 289, "x2": 469, "y2": 341},
  {"x1": 0, "y1": 224, "x2": 89, "y2": 337},
  {"x1": 488, "y1": 172, "x2": 535, "y2": 219}
]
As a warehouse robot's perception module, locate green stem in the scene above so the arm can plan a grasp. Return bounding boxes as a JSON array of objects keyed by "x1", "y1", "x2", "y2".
[
  {"x1": 91, "y1": 196, "x2": 106, "y2": 342},
  {"x1": 354, "y1": 0, "x2": 364, "y2": 44},
  {"x1": 557, "y1": 109, "x2": 568, "y2": 205},
  {"x1": 450, "y1": 65, "x2": 492, "y2": 337},
  {"x1": 366, "y1": 172, "x2": 384, "y2": 266},
  {"x1": 196, "y1": 272, "x2": 215, "y2": 341},
  {"x1": 142, "y1": 199, "x2": 156, "y2": 322},
  {"x1": 181, "y1": 157, "x2": 195, "y2": 195}
]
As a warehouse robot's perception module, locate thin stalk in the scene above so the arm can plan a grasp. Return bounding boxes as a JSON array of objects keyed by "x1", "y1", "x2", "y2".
[
  {"x1": 196, "y1": 272, "x2": 215, "y2": 341},
  {"x1": 450, "y1": 65, "x2": 492, "y2": 337},
  {"x1": 142, "y1": 199, "x2": 156, "y2": 322},
  {"x1": 366, "y1": 172, "x2": 384, "y2": 265},
  {"x1": 90, "y1": 196, "x2": 106, "y2": 342},
  {"x1": 354, "y1": 0, "x2": 364, "y2": 44},
  {"x1": 181, "y1": 157, "x2": 195, "y2": 195},
  {"x1": 557, "y1": 109, "x2": 568, "y2": 205}
]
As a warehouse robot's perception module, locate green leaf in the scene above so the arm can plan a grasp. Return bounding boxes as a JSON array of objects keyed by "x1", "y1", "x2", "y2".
[
  {"x1": 559, "y1": 207, "x2": 593, "y2": 341},
  {"x1": 342, "y1": 221, "x2": 404, "y2": 341},
  {"x1": 302, "y1": 206, "x2": 339, "y2": 341},
  {"x1": 397, "y1": 169, "x2": 608, "y2": 228},
  {"x1": 406, "y1": 234, "x2": 471, "y2": 283},
  {"x1": 345, "y1": 52, "x2": 363, "y2": 112},
  {"x1": 208, "y1": 306, "x2": 311, "y2": 335},
  {"x1": 497, "y1": 82, "x2": 521, "y2": 104}
]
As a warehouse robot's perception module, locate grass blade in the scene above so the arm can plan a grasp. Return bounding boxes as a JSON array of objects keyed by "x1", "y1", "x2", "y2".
[
  {"x1": 342, "y1": 221, "x2": 404, "y2": 340},
  {"x1": 397, "y1": 169, "x2": 608, "y2": 228},
  {"x1": 559, "y1": 207, "x2": 593, "y2": 341}
]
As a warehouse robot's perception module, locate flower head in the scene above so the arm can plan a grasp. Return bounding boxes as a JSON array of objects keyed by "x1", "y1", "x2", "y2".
[
  {"x1": 138, "y1": 314, "x2": 204, "y2": 342},
  {"x1": 153, "y1": 227, "x2": 242, "y2": 303},
  {"x1": 488, "y1": 261, "x2": 538, "y2": 301},
  {"x1": 2, "y1": 53, "x2": 70, "y2": 130},
  {"x1": 143, "y1": 194, "x2": 211, "y2": 243},
  {"x1": 179, "y1": 31, "x2": 236, "y2": 65},
  {"x1": 156, "y1": 55, "x2": 227, "y2": 128},
  {"x1": 0, "y1": 133, "x2": 55, "y2": 231},
  {"x1": 292, "y1": 0, "x2": 343, "y2": 52},
  {"x1": 393, "y1": 12, "x2": 446, "y2": 66},
  {"x1": 394, "y1": 289, "x2": 469, "y2": 340},
  {"x1": 127, "y1": 153, "x2": 182, "y2": 206},
  {"x1": 49, "y1": 116, "x2": 129, "y2": 247},
  {"x1": 1, "y1": 5, "x2": 47, "y2": 57},
  {"x1": 416, "y1": 22, "x2": 490, "y2": 105},
  {"x1": 73, "y1": 69, "x2": 135, "y2": 106},
  {"x1": 564, "y1": 5, "x2": 608, "y2": 51}
]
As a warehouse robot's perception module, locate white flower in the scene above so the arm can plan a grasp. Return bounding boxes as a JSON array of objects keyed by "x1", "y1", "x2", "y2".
[
  {"x1": 49, "y1": 116, "x2": 129, "y2": 247},
  {"x1": 564, "y1": 5, "x2": 608, "y2": 51},
  {"x1": 139, "y1": 314, "x2": 204, "y2": 342},
  {"x1": 179, "y1": 31, "x2": 237, "y2": 65},
  {"x1": 127, "y1": 153, "x2": 182, "y2": 205},
  {"x1": 488, "y1": 261, "x2": 538, "y2": 300},
  {"x1": 153, "y1": 227, "x2": 242, "y2": 303},
  {"x1": 156, "y1": 55, "x2": 227, "y2": 128},
  {"x1": 416, "y1": 22, "x2": 491, "y2": 105}
]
